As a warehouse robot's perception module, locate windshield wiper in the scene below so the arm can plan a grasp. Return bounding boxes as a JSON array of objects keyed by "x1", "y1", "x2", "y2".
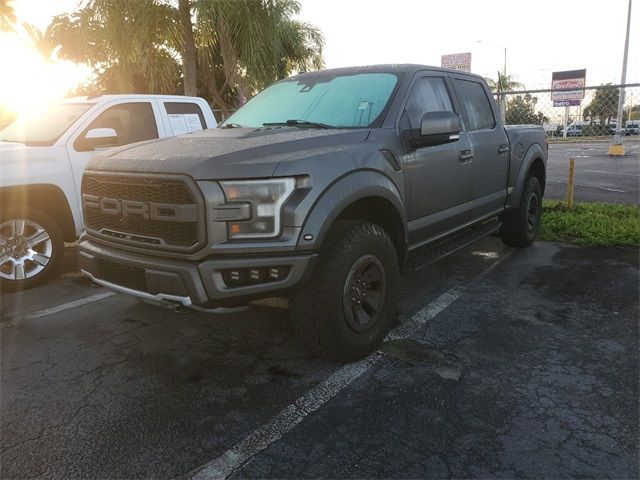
[
  {"x1": 263, "y1": 119, "x2": 333, "y2": 129},
  {"x1": 220, "y1": 123, "x2": 244, "y2": 129}
]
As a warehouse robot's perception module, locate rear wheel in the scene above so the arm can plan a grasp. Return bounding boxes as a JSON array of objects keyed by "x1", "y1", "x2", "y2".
[
  {"x1": 0, "y1": 207, "x2": 63, "y2": 292},
  {"x1": 500, "y1": 175, "x2": 543, "y2": 247},
  {"x1": 289, "y1": 220, "x2": 399, "y2": 362}
]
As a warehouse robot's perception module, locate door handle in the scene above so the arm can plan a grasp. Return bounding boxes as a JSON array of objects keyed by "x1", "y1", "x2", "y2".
[
  {"x1": 498, "y1": 144, "x2": 509, "y2": 154},
  {"x1": 459, "y1": 150, "x2": 473, "y2": 162}
]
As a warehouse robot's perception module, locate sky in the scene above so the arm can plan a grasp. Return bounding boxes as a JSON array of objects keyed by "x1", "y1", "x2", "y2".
[
  {"x1": 296, "y1": 0, "x2": 639, "y2": 89},
  {"x1": 1, "y1": 0, "x2": 638, "y2": 114}
]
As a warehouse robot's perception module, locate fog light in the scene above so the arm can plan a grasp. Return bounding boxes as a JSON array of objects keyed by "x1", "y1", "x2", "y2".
[
  {"x1": 249, "y1": 268, "x2": 265, "y2": 282},
  {"x1": 227, "y1": 269, "x2": 247, "y2": 285},
  {"x1": 221, "y1": 266, "x2": 289, "y2": 288},
  {"x1": 268, "y1": 267, "x2": 282, "y2": 280}
]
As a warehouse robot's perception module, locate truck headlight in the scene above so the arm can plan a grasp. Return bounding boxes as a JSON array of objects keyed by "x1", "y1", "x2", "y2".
[{"x1": 219, "y1": 178, "x2": 296, "y2": 239}]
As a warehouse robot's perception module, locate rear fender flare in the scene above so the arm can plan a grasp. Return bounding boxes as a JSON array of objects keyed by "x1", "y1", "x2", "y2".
[{"x1": 509, "y1": 143, "x2": 546, "y2": 209}]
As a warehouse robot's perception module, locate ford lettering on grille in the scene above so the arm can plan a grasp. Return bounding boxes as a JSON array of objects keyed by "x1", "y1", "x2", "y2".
[
  {"x1": 81, "y1": 174, "x2": 203, "y2": 252},
  {"x1": 82, "y1": 195, "x2": 198, "y2": 222}
]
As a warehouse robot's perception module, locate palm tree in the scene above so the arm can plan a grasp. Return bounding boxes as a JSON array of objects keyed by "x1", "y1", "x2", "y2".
[
  {"x1": 178, "y1": 0, "x2": 197, "y2": 96},
  {"x1": 22, "y1": 23, "x2": 57, "y2": 61},
  {"x1": 48, "y1": 0, "x2": 181, "y2": 94},
  {"x1": 193, "y1": 0, "x2": 324, "y2": 113},
  {"x1": 46, "y1": 0, "x2": 323, "y2": 111},
  {"x1": 0, "y1": 0, "x2": 16, "y2": 32},
  {"x1": 486, "y1": 72, "x2": 524, "y2": 92}
]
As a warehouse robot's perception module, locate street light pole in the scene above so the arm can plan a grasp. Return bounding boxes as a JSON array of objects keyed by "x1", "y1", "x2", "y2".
[
  {"x1": 610, "y1": 0, "x2": 633, "y2": 156},
  {"x1": 476, "y1": 40, "x2": 507, "y2": 79},
  {"x1": 503, "y1": 46, "x2": 507, "y2": 78},
  {"x1": 477, "y1": 40, "x2": 508, "y2": 123}
]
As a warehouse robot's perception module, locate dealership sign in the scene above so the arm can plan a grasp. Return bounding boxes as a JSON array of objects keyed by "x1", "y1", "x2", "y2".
[
  {"x1": 441, "y1": 52, "x2": 472, "y2": 72},
  {"x1": 553, "y1": 99, "x2": 582, "y2": 107},
  {"x1": 551, "y1": 69, "x2": 586, "y2": 106}
]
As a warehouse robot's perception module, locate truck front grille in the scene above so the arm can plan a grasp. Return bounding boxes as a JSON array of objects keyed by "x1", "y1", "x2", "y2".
[
  {"x1": 83, "y1": 176, "x2": 194, "y2": 204},
  {"x1": 82, "y1": 173, "x2": 204, "y2": 252}
]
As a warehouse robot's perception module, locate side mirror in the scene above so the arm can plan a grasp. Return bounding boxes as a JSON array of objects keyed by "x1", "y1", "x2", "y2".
[
  {"x1": 409, "y1": 111, "x2": 461, "y2": 149},
  {"x1": 84, "y1": 127, "x2": 119, "y2": 150}
]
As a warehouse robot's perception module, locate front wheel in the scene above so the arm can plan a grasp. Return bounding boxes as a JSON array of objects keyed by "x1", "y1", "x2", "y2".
[
  {"x1": 289, "y1": 220, "x2": 400, "y2": 362},
  {"x1": 0, "y1": 207, "x2": 64, "y2": 292},
  {"x1": 500, "y1": 176, "x2": 543, "y2": 247}
]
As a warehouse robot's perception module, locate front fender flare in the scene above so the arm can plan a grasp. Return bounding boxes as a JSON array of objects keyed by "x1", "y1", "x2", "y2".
[{"x1": 296, "y1": 170, "x2": 407, "y2": 251}]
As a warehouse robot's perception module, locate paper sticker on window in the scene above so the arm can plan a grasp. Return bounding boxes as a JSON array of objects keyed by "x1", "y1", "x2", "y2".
[
  {"x1": 184, "y1": 114, "x2": 203, "y2": 133},
  {"x1": 168, "y1": 114, "x2": 188, "y2": 135}
]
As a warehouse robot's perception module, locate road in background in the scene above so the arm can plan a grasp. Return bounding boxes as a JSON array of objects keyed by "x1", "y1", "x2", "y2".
[
  {"x1": 1, "y1": 239, "x2": 638, "y2": 479},
  {"x1": 546, "y1": 139, "x2": 639, "y2": 204}
]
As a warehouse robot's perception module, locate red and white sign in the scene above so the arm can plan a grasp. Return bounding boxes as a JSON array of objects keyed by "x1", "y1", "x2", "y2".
[
  {"x1": 551, "y1": 69, "x2": 586, "y2": 102},
  {"x1": 441, "y1": 52, "x2": 472, "y2": 72}
]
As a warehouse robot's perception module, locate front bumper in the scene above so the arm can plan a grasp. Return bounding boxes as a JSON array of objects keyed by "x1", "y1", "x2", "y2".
[{"x1": 78, "y1": 240, "x2": 318, "y2": 310}]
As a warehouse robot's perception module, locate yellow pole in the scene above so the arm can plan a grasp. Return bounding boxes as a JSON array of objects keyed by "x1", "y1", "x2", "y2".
[{"x1": 567, "y1": 158, "x2": 576, "y2": 208}]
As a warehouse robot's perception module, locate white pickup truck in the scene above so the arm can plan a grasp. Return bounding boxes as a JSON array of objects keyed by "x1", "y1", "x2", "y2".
[{"x1": 0, "y1": 94, "x2": 217, "y2": 290}]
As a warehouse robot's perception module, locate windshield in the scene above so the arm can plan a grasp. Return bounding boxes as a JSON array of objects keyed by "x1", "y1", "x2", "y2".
[
  {"x1": 223, "y1": 72, "x2": 399, "y2": 129},
  {"x1": 0, "y1": 103, "x2": 92, "y2": 147}
]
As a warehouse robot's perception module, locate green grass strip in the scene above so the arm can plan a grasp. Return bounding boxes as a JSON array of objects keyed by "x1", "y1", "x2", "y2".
[{"x1": 540, "y1": 200, "x2": 640, "y2": 247}]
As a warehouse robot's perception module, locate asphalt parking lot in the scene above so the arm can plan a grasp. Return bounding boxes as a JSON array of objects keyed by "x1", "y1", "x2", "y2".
[
  {"x1": 1, "y1": 237, "x2": 638, "y2": 479},
  {"x1": 546, "y1": 139, "x2": 639, "y2": 204}
]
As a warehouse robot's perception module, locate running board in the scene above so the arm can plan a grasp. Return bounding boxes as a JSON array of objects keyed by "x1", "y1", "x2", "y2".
[{"x1": 406, "y1": 219, "x2": 501, "y2": 271}]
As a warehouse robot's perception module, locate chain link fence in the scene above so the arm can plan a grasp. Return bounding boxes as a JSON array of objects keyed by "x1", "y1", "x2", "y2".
[{"x1": 495, "y1": 83, "x2": 640, "y2": 140}]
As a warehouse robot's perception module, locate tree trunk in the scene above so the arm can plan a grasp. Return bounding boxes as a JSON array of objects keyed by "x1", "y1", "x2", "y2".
[{"x1": 178, "y1": 0, "x2": 197, "y2": 96}]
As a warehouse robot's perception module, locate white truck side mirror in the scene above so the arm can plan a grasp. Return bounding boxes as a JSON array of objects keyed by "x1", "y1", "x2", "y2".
[
  {"x1": 85, "y1": 127, "x2": 118, "y2": 140},
  {"x1": 83, "y1": 127, "x2": 119, "y2": 151}
]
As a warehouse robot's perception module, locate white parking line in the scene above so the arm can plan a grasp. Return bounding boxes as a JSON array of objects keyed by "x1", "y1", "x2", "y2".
[
  {"x1": 23, "y1": 292, "x2": 116, "y2": 320},
  {"x1": 189, "y1": 250, "x2": 514, "y2": 480},
  {"x1": 547, "y1": 179, "x2": 626, "y2": 193},
  {"x1": 583, "y1": 170, "x2": 640, "y2": 177}
]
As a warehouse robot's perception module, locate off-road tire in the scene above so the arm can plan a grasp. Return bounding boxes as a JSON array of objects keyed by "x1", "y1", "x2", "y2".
[
  {"x1": 0, "y1": 206, "x2": 64, "y2": 292},
  {"x1": 290, "y1": 220, "x2": 400, "y2": 362},
  {"x1": 500, "y1": 176, "x2": 543, "y2": 247}
]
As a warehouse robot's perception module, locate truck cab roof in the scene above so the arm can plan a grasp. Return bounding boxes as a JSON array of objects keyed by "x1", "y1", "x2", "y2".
[
  {"x1": 288, "y1": 63, "x2": 486, "y2": 82},
  {"x1": 62, "y1": 94, "x2": 209, "y2": 104}
]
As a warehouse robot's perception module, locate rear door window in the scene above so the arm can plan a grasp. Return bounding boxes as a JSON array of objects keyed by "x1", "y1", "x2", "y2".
[
  {"x1": 453, "y1": 79, "x2": 496, "y2": 131},
  {"x1": 164, "y1": 102, "x2": 206, "y2": 134}
]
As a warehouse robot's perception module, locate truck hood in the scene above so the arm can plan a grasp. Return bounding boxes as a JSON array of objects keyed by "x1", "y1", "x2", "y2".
[
  {"x1": 0, "y1": 141, "x2": 28, "y2": 154},
  {"x1": 87, "y1": 127, "x2": 370, "y2": 179},
  {"x1": 0, "y1": 142, "x2": 59, "y2": 165}
]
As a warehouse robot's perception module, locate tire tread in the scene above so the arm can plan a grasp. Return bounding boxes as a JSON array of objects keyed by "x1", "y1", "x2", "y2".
[
  {"x1": 500, "y1": 176, "x2": 542, "y2": 247},
  {"x1": 290, "y1": 220, "x2": 398, "y2": 361}
]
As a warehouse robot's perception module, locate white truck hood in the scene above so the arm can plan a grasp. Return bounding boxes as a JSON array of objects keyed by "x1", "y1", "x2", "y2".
[
  {"x1": 0, "y1": 142, "x2": 60, "y2": 164},
  {"x1": 0, "y1": 141, "x2": 29, "y2": 153},
  {"x1": 0, "y1": 142, "x2": 67, "y2": 189}
]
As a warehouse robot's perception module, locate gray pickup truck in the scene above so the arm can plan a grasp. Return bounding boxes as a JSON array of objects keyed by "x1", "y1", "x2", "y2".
[{"x1": 79, "y1": 64, "x2": 547, "y2": 361}]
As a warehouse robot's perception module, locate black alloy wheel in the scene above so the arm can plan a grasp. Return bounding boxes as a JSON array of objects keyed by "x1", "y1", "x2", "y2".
[{"x1": 342, "y1": 254, "x2": 386, "y2": 333}]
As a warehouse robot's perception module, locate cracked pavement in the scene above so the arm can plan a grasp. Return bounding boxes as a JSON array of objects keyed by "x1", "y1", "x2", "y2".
[{"x1": 1, "y1": 239, "x2": 638, "y2": 479}]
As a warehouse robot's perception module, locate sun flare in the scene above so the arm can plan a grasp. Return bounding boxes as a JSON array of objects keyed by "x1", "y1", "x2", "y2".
[{"x1": 0, "y1": 32, "x2": 90, "y2": 117}]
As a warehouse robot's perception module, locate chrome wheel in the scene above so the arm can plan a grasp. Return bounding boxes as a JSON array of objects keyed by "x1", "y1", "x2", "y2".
[{"x1": 0, "y1": 219, "x2": 53, "y2": 281}]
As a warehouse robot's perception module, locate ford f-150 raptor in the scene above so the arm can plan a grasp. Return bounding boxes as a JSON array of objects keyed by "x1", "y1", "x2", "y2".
[{"x1": 78, "y1": 65, "x2": 547, "y2": 361}]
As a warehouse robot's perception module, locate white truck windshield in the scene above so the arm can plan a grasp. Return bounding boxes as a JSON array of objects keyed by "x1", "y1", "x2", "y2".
[{"x1": 0, "y1": 103, "x2": 92, "y2": 146}]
